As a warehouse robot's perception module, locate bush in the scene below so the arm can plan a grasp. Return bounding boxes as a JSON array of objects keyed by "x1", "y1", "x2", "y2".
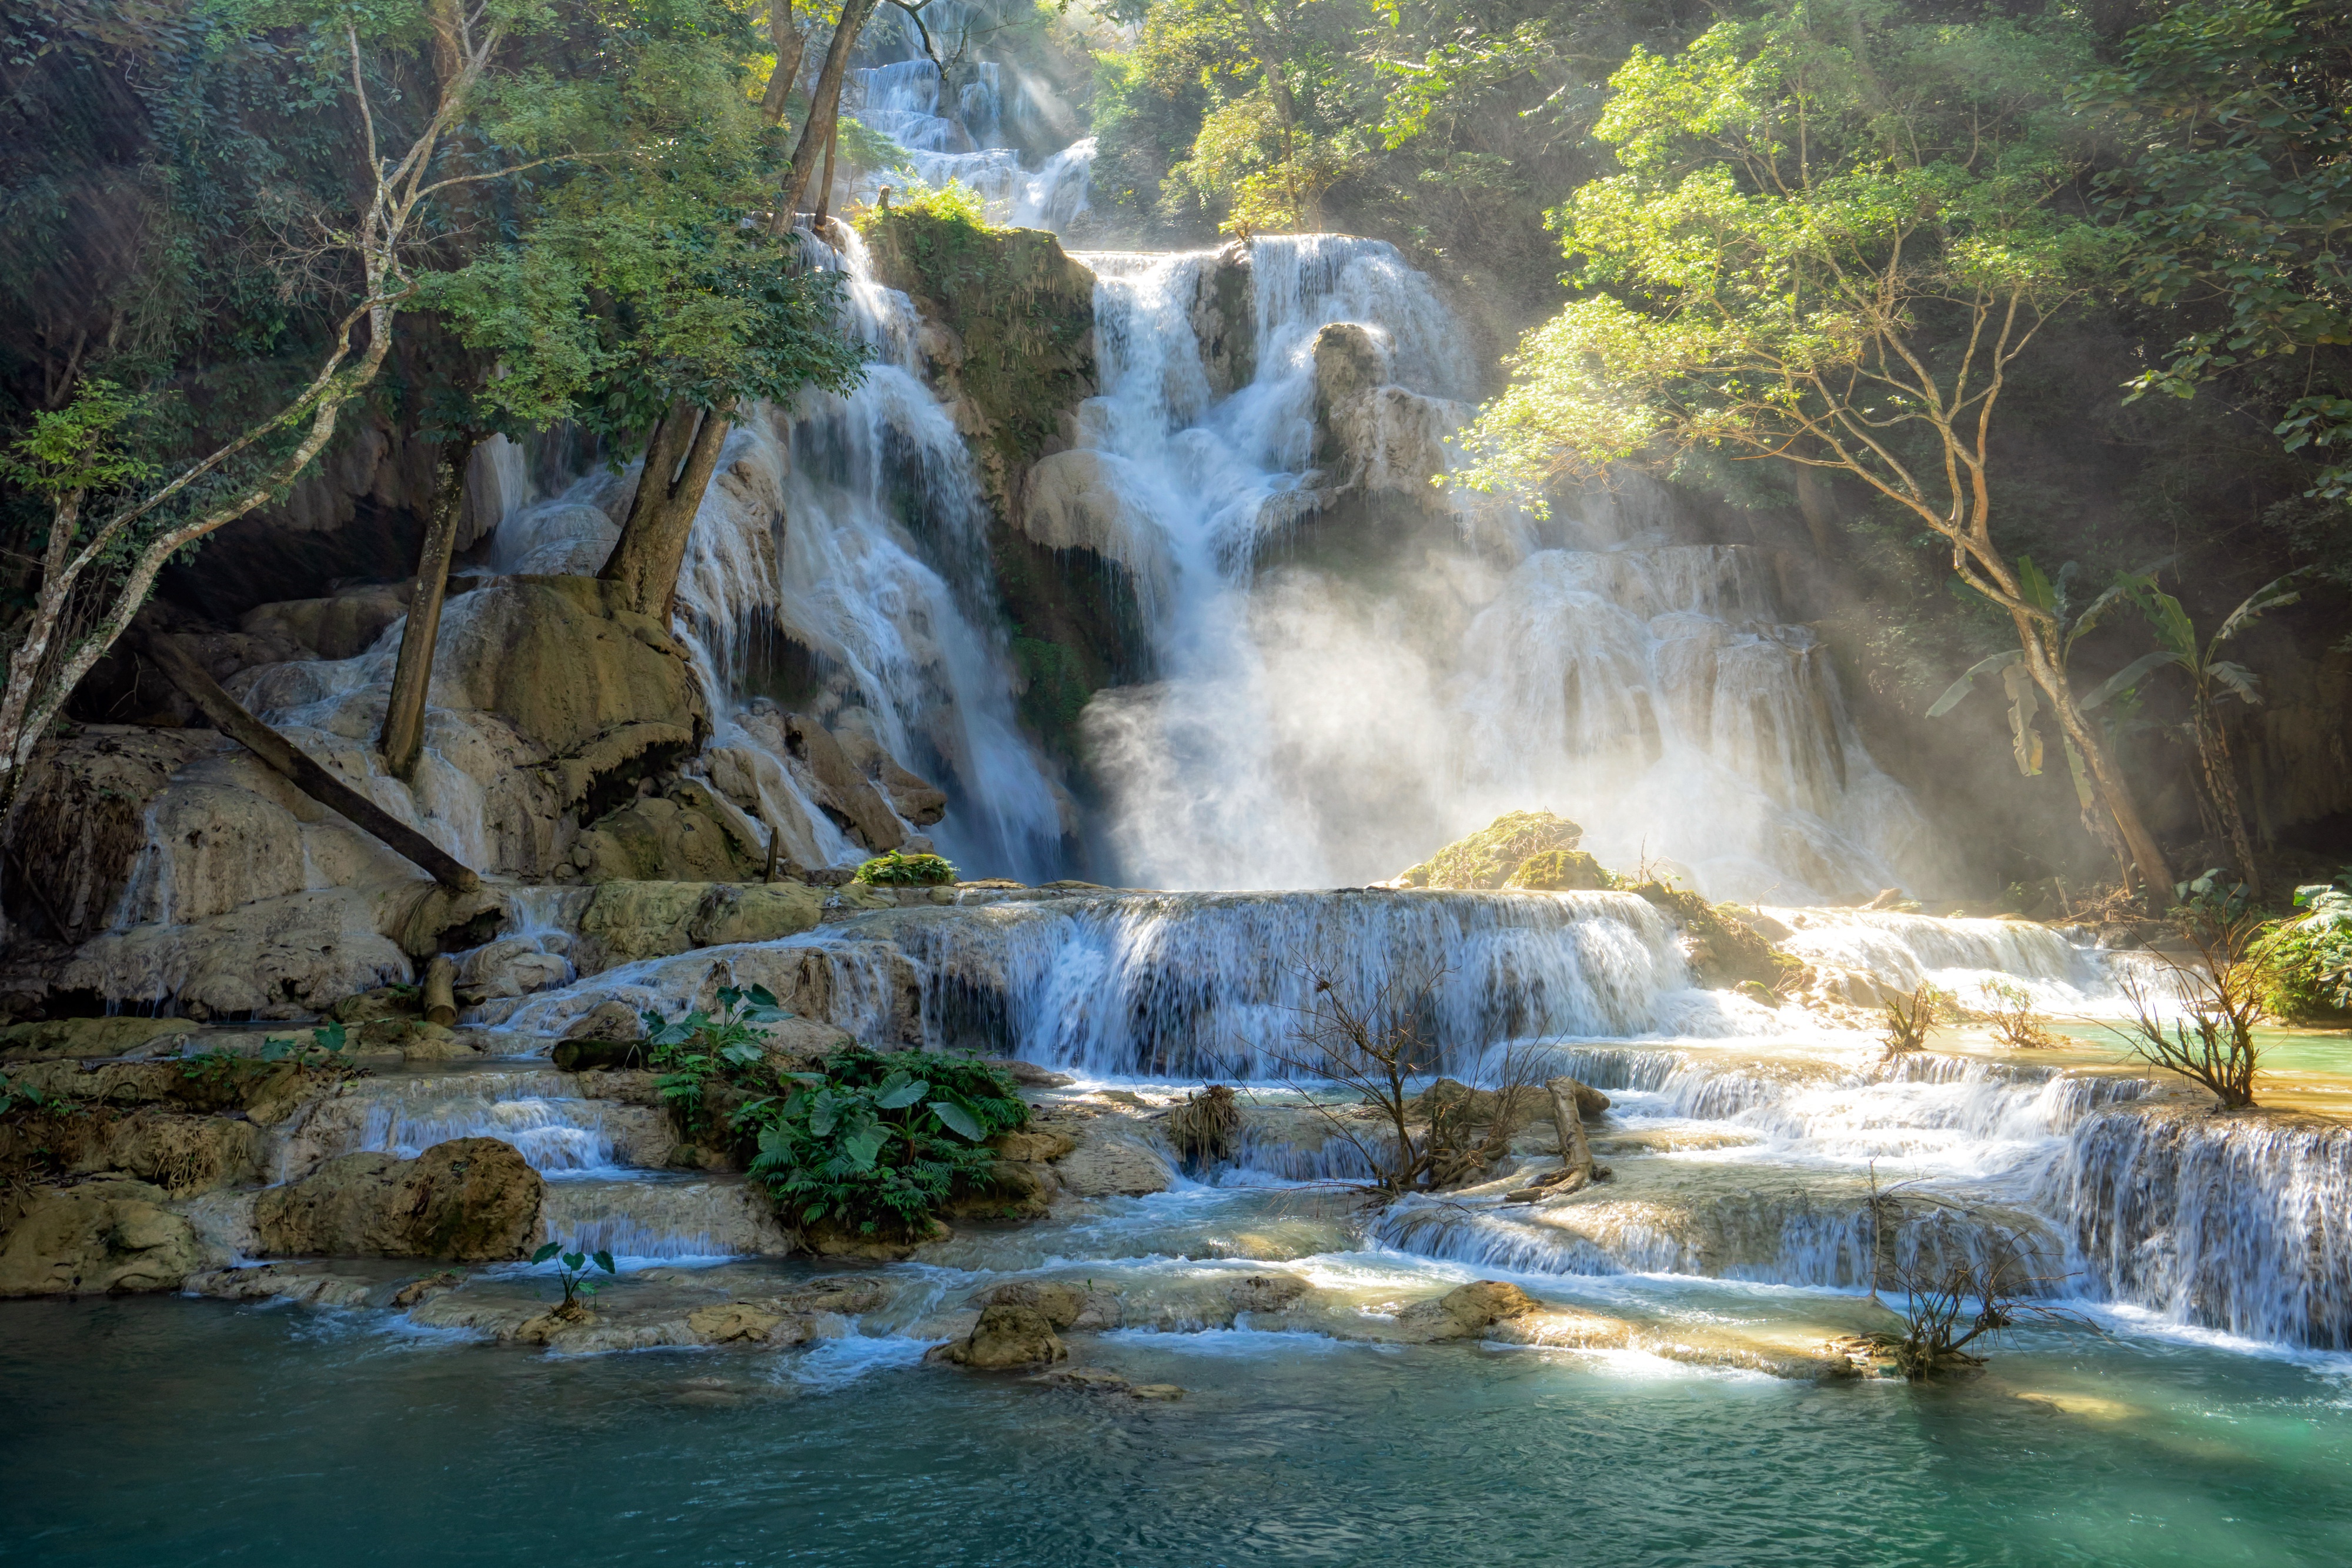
[
  {"x1": 873, "y1": 177, "x2": 995, "y2": 230},
  {"x1": 854, "y1": 851, "x2": 958, "y2": 887},
  {"x1": 740, "y1": 1047, "x2": 1027, "y2": 1237},
  {"x1": 2252, "y1": 876, "x2": 2352, "y2": 1021},
  {"x1": 640, "y1": 984, "x2": 790, "y2": 1135}
]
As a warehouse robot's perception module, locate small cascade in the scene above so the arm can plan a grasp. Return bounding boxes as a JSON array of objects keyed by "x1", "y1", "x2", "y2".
[
  {"x1": 538, "y1": 1176, "x2": 793, "y2": 1261},
  {"x1": 840, "y1": 35, "x2": 1090, "y2": 234},
  {"x1": 1769, "y1": 907, "x2": 2151, "y2": 1012},
  {"x1": 2052, "y1": 1104, "x2": 2352, "y2": 1348}
]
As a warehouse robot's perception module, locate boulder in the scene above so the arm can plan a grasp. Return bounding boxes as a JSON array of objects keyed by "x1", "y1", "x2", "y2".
[
  {"x1": 455, "y1": 937, "x2": 573, "y2": 1003},
  {"x1": 0, "y1": 1180, "x2": 208, "y2": 1296},
  {"x1": 927, "y1": 1302, "x2": 1069, "y2": 1369},
  {"x1": 562, "y1": 999, "x2": 647, "y2": 1045},
  {"x1": 1398, "y1": 811, "x2": 1588, "y2": 890},
  {"x1": 1228, "y1": 1273, "x2": 1309, "y2": 1314},
  {"x1": 576, "y1": 880, "x2": 710, "y2": 967},
  {"x1": 1050, "y1": 1129, "x2": 1172, "y2": 1197},
  {"x1": 686, "y1": 1303, "x2": 789, "y2": 1343},
  {"x1": 1391, "y1": 1279, "x2": 1541, "y2": 1340},
  {"x1": 254, "y1": 1136, "x2": 544, "y2": 1261},
  {"x1": 239, "y1": 584, "x2": 410, "y2": 661},
  {"x1": 79, "y1": 1111, "x2": 265, "y2": 1195},
  {"x1": 1505, "y1": 848, "x2": 1615, "y2": 892},
  {"x1": 778, "y1": 713, "x2": 904, "y2": 853},
  {"x1": 966, "y1": 1279, "x2": 1120, "y2": 1330},
  {"x1": 689, "y1": 882, "x2": 825, "y2": 947}
]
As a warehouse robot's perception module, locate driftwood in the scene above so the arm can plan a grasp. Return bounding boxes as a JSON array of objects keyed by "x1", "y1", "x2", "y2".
[
  {"x1": 422, "y1": 954, "x2": 458, "y2": 1025},
  {"x1": 141, "y1": 633, "x2": 480, "y2": 894},
  {"x1": 1546, "y1": 1075, "x2": 1598, "y2": 1192}
]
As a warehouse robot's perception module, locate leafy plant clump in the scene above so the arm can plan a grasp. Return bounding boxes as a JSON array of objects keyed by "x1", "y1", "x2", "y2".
[
  {"x1": 1880, "y1": 984, "x2": 1940, "y2": 1058},
  {"x1": 876, "y1": 177, "x2": 999, "y2": 230},
  {"x1": 179, "y1": 1022, "x2": 356, "y2": 1085},
  {"x1": 640, "y1": 985, "x2": 792, "y2": 1135},
  {"x1": 741, "y1": 1047, "x2": 1026, "y2": 1238},
  {"x1": 532, "y1": 1243, "x2": 616, "y2": 1315},
  {"x1": 854, "y1": 851, "x2": 958, "y2": 887},
  {"x1": 2113, "y1": 913, "x2": 2271, "y2": 1109},
  {"x1": 1976, "y1": 979, "x2": 2064, "y2": 1049},
  {"x1": 2252, "y1": 875, "x2": 2352, "y2": 1022}
]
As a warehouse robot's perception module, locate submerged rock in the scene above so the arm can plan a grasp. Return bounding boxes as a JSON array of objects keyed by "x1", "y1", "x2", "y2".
[
  {"x1": 255, "y1": 1136, "x2": 543, "y2": 1261},
  {"x1": 0, "y1": 1179, "x2": 207, "y2": 1296}
]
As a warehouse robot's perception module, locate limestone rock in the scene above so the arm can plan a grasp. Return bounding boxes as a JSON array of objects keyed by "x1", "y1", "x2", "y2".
[
  {"x1": 1505, "y1": 848, "x2": 1615, "y2": 892},
  {"x1": 577, "y1": 880, "x2": 711, "y2": 967},
  {"x1": 2, "y1": 727, "x2": 217, "y2": 945},
  {"x1": 0, "y1": 1180, "x2": 207, "y2": 1296},
  {"x1": 686, "y1": 1302, "x2": 788, "y2": 1343},
  {"x1": 967, "y1": 1279, "x2": 1121, "y2": 1330},
  {"x1": 455, "y1": 936, "x2": 573, "y2": 1003},
  {"x1": 255, "y1": 1136, "x2": 544, "y2": 1261},
  {"x1": 689, "y1": 882, "x2": 825, "y2": 947},
  {"x1": 830, "y1": 712, "x2": 949, "y2": 827},
  {"x1": 1392, "y1": 1279, "x2": 1541, "y2": 1340},
  {"x1": 1228, "y1": 1273, "x2": 1311, "y2": 1314},
  {"x1": 239, "y1": 585, "x2": 410, "y2": 661},
  {"x1": 80, "y1": 1111, "x2": 264, "y2": 1195},
  {"x1": 1051, "y1": 1128, "x2": 1172, "y2": 1197},
  {"x1": 0, "y1": 1017, "x2": 198, "y2": 1064},
  {"x1": 927, "y1": 1303, "x2": 1069, "y2": 1369},
  {"x1": 994, "y1": 1128, "x2": 1080, "y2": 1162},
  {"x1": 1018, "y1": 450, "x2": 1169, "y2": 596},
  {"x1": 186, "y1": 1261, "x2": 379, "y2": 1309},
  {"x1": 779, "y1": 713, "x2": 904, "y2": 852},
  {"x1": 563, "y1": 1000, "x2": 646, "y2": 1044}
]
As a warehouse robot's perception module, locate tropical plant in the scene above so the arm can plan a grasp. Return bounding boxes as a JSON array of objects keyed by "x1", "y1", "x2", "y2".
[
  {"x1": 530, "y1": 1243, "x2": 617, "y2": 1313},
  {"x1": 2251, "y1": 874, "x2": 2352, "y2": 1020},
  {"x1": 1456, "y1": 2, "x2": 2179, "y2": 902},
  {"x1": 1879, "y1": 983, "x2": 1938, "y2": 1059},
  {"x1": 0, "y1": 1071, "x2": 53, "y2": 1117},
  {"x1": 640, "y1": 985, "x2": 794, "y2": 1135},
  {"x1": 853, "y1": 851, "x2": 958, "y2": 887},
  {"x1": 179, "y1": 1021, "x2": 355, "y2": 1085},
  {"x1": 2087, "y1": 574, "x2": 2306, "y2": 896},
  {"x1": 741, "y1": 1047, "x2": 1025, "y2": 1235}
]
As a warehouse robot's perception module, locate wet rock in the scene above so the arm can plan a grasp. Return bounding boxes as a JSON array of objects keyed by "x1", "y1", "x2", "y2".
[
  {"x1": 1228, "y1": 1273, "x2": 1311, "y2": 1315},
  {"x1": 390, "y1": 1269, "x2": 466, "y2": 1309},
  {"x1": 688, "y1": 882, "x2": 825, "y2": 947},
  {"x1": 562, "y1": 999, "x2": 648, "y2": 1048},
  {"x1": 2, "y1": 726, "x2": 218, "y2": 946},
  {"x1": 455, "y1": 937, "x2": 572, "y2": 1003},
  {"x1": 685, "y1": 1303, "x2": 787, "y2": 1343},
  {"x1": 0, "y1": 1180, "x2": 208, "y2": 1296},
  {"x1": 239, "y1": 586, "x2": 410, "y2": 661},
  {"x1": 186, "y1": 1262, "x2": 379, "y2": 1308},
  {"x1": 968, "y1": 1279, "x2": 1122, "y2": 1331},
  {"x1": 255, "y1": 1136, "x2": 543, "y2": 1261},
  {"x1": 946, "y1": 1158, "x2": 1059, "y2": 1221},
  {"x1": 1031, "y1": 1366, "x2": 1185, "y2": 1400},
  {"x1": 1391, "y1": 1279, "x2": 1541, "y2": 1340},
  {"x1": 927, "y1": 1303, "x2": 1069, "y2": 1369},
  {"x1": 994, "y1": 1128, "x2": 1080, "y2": 1162},
  {"x1": 570, "y1": 788, "x2": 759, "y2": 885},
  {"x1": 800, "y1": 1216, "x2": 950, "y2": 1261},
  {"x1": 576, "y1": 880, "x2": 710, "y2": 967},
  {"x1": 1051, "y1": 1130, "x2": 1172, "y2": 1198},
  {"x1": 83, "y1": 1111, "x2": 263, "y2": 1195},
  {"x1": 0, "y1": 1017, "x2": 200, "y2": 1064},
  {"x1": 986, "y1": 1059, "x2": 1077, "y2": 1089}
]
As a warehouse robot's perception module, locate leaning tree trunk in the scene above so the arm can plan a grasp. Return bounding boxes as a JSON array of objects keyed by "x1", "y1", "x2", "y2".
[
  {"x1": 760, "y1": 0, "x2": 810, "y2": 126},
  {"x1": 2017, "y1": 617, "x2": 2175, "y2": 910},
  {"x1": 769, "y1": 0, "x2": 878, "y2": 230},
  {"x1": 379, "y1": 430, "x2": 482, "y2": 781},
  {"x1": 597, "y1": 399, "x2": 736, "y2": 621}
]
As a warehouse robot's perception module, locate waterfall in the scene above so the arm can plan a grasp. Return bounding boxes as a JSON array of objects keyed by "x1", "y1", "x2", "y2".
[
  {"x1": 840, "y1": 40, "x2": 1091, "y2": 235},
  {"x1": 1064, "y1": 235, "x2": 1947, "y2": 902}
]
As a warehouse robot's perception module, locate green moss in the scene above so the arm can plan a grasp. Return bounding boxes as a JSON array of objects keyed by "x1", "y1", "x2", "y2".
[
  {"x1": 1505, "y1": 848, "x2": 1616, "y2": 892},
  {"x1": 857, "y1": 208, "x2": 1095, "y2": 482},
  {"x1": 1398, "y1": 810, "x2": 1586, "y2": 889},
  {"x1": 1622, "y1": 881, "x2": 1804, "y2": 991},
  {"x1": 855, "y1": 851, "x2": 958, "y2": 887}
]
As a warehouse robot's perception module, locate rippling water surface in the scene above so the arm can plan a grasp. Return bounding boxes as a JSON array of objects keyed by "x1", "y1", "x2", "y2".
[{"x1": 5, "y1": 1296, "x2": 2349, "y2": 1567}]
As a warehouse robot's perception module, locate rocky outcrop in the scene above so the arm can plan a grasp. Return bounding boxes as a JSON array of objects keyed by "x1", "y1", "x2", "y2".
[
  {"x1": 1, "y1": 727, "x2": 220, "y2": 945},
  {"x1": 0, "y1": 1179, "x2": 208, "y2": 1296},
  {"x1": 967, "y1": 1278, "x2": 1122, "y2": 1330},
  {"x1": 926, "y1": 1302, "x2": 1070, "y2": 1369},
  {"x1": 1397, "y1": 810, "x2": 1589, "y2": 890},
  {"x1": 571, "y1": 878, "x2": 825, "y2": 972},
  {"x1": 1311, "y1": 322, "x2": 1469, "y2": 511},
  {"x1": 255, "y1": 1136, "x2": 544, "y2": 1261},
  {"x1": 239, "y1": 583, "x2": 412, "y2": 661}
]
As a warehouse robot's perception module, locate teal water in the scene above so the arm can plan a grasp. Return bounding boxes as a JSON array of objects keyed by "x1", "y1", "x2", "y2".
[{"x1": 5, "y1": 1298, "x2": 2348, "y2": 1567}]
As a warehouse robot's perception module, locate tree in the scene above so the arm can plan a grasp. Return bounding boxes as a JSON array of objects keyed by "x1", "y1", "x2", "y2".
[
  {"x1": 0, "y1": 1, "x2": 522, "y2": 805},
  {"x1": 1458, "y1": 2, "x2": 2178, "y2": 902},
  {"x1": 2074, "y1": 0, "x2": 2352, "y2": 503},
  {"x1": 2101, "y1": 573, "x2": 2306, "y2": 896}
]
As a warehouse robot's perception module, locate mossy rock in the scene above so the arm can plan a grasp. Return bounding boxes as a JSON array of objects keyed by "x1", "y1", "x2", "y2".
[
  {"x1": 1398, "y1": 811, "x2": 1586, "y2": 890},
  {"x1": 1625, "y1": 881, "x2": 1805, "y2": 991},
  {"x1": 1505, "y1": 848, "x2": 1616, "y2": 892},
  {"x1": 855, "y1": 852, "x2": 958, "y2": 887}
]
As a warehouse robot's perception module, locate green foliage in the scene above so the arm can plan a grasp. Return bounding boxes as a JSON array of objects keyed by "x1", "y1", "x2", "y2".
[
  {"x1": 0, "y1": 382, "x2": 161, "y2": 502},
  {"x1": 1398, "y1": 810, "x2": 1585, "y2": 888},
  {"x1": 740, "y1": 1047, "x2": 1026, "y2": 1236},
  {"x1": 640, "y1": 984, "x2": 792, "y2": 1135},
  {"x1": 0, "y1": 1070, "x2": 55, "y2": 1117},
  {"x1": 883, "y1": 178, "x2": 998, "y2": 230},
  {"x1": 178, "y1": 1021, "x2": 353, "y2": 1084},
  {"x1": 530, "y1": 1242, "x2": 617, "y2": 1310},
  {"x1": 2074, "y1": 0, "x2": 2352, "y2": 501},
  {"x1": 854, "y1": 851, "x2": 958, "y2": 887},
  {"x1": 2251, "y1": 875, "x2": 2352, "y2": 1019}
]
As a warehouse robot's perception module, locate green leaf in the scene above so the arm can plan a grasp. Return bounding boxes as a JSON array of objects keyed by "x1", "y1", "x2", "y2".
[
  {"x1": 593, "y1": 1250, "x2": 616, "y2": 1275},
  {"x1": 843, "y1": 1125, "x2": 888, "y2": 1171},
  {"x1": 875, "y1": 1077, "x2": 930, "y2": 1111},
  {"x1": 2081, "y1": 650, "x2": 2177, "y2": 710},
  {"x1": 532, "y1": 1243, "x2": 561, "y2": 1264},
  {"x1": 1925, "y1": 651, "x2": 2020, "y2": 718},
  {"x1": 562, "y1": 1251, "x2": 585, "y2": 1271},
  {"x1": 929, "y1": 1100, "x2": 985, "y2": 1141},
  {"x1": 313, "y1": 1020, "x2": 348, "y2": 1054}
]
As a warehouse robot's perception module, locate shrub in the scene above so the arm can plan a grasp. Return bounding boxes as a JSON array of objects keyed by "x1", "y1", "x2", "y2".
[
  {"x1": 639, "y1": 984, "x2": 789, "y2": 1135},
  {"x1": 740, "y1": 1047, "x2": 1026, "y2": 1237},
  {"x1": 1976, "y1": 979, "x2": 2063, "y2": 1049},
  {"x1": 2251, "y1": 876, "x2": 2352, "y2": 1021},
  {"x1": 854, "y1": 851, "x2": 958, "y2": 887},
  {"x1": 875, "y1": 177, "x2": 995, "y2": 230}
]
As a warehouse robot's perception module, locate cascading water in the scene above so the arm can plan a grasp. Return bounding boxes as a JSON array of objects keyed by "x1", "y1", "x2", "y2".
[{"x1": 1065, "y1": 236, "x2": 1946, "y2": 902}]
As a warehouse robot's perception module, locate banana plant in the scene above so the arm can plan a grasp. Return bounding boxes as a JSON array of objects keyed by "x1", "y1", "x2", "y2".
[{"x1": 2084, "y1": 572, "x2": 2306, "y2": 897}]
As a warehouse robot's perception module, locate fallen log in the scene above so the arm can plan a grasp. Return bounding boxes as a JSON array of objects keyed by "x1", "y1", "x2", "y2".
[{"x1": 141, "y1": 633, "x2": 481, "y2": 894}]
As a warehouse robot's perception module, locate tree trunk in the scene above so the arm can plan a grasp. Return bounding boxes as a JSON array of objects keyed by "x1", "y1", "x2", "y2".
[
  {"x1": 142, "y1": 633, "x2": 480, "y2": 892},
  {"x1": 2193, "y1": 702, "x2": 2261, "y2": 897},
  {"x1": 597, "y1": 398, "x2": 736, "y2": 620},
  {"x1": 1545, "y1": 1076, "x2": 1596, "y2": 1192},
  {"x1": 2022, "y1": 626, "x2": 2174, "y2": 908},
  {"x1": 379, "y1": 431, "x2": 481, "y2": 781},
  {"x1": 760, "y1": 0, "x2": 809, "y2": 126},
  {"x1": 813, "y1": 115, "x2": 840, "y2": 232},
  {"x1": 769, "y1": 0, "x2": 879, "y2": 231}
]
